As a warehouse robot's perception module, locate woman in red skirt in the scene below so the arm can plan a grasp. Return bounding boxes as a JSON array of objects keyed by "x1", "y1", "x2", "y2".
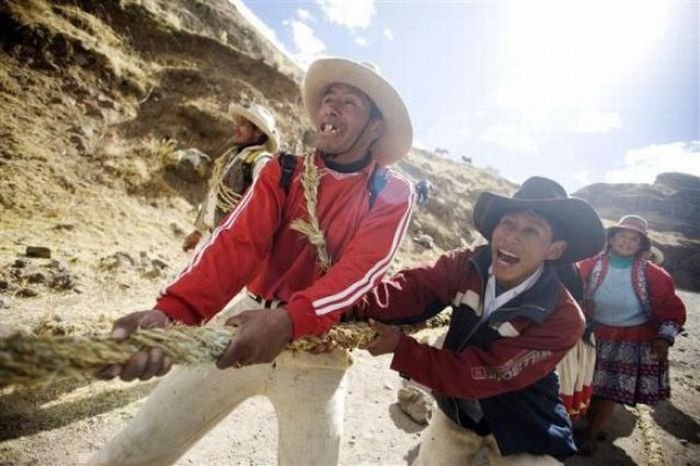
[{"x1": 577, "y1": 214, "x2": 686, "y2": 454}]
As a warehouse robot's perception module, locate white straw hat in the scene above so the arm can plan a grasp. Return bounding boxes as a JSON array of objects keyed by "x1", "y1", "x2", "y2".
[
  {"x1": 228, "y1": 102, "x2": 280, "y2": 153},
  {"x1": 303, "y1": 58, "x2": 413, "y2": 166}
]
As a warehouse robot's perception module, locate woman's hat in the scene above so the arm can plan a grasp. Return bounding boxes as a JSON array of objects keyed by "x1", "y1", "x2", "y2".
[
  {"x1": 607, "y1": 214, "x2": 652, "y2": 252},
  {"x1": 228, "y1": 103, "x2": 280, "y2": 153},
  {"x1": 473, "y1": 176, "x2": 605, "y2": 263},
  {"x1": 303, "y1": 57, "x2": 413, "y2": 166}
]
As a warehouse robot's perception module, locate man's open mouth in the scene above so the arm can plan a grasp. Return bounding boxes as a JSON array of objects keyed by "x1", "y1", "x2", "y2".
[
  {"x1": 320, "y1": 123, "x2": 339, "y2": 134},
  {"x1": 496, "y1": 248, "x2": 520, "y2": 265}
]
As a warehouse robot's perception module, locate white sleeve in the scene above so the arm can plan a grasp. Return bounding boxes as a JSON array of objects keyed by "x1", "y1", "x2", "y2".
[{"x1": 252, "y1": 153, "x2": 273, "y2": 180}]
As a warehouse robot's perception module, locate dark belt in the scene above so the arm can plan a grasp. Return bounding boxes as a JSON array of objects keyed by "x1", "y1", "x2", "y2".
[{"x1": 247, "y1": 293, "x2": 285, "y2": 309}]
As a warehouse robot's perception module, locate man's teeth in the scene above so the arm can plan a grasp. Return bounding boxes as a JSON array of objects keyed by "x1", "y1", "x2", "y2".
[
  {"x1": 321, "y1": 123, "x2": 338, "y2": 133},
  {"x1": 497, "y1": 249, "x2": 520, "y2": 264},
  {"x1": 499, "y1": 249, "x2": 518, "y2": 259}
]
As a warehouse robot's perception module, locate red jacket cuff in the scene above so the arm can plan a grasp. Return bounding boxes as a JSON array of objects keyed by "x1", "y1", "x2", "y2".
[
  {"x1": 286, "y1": 297, "x2": 317, "y2": 339},
  {"x1": 390, "y1": 334, "x2": 423, "y2": 377},
  {"x1": 155, "y1": 295, "x2": 202, "y2": 326}
]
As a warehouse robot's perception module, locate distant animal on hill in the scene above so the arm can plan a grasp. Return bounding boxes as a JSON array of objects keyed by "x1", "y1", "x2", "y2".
[
  {"x1": 461, "y1": 156, "x2": 472, "y2": 164},
  {"x1": 434, "y1": 147, "x2": 449, "y2": 156}
]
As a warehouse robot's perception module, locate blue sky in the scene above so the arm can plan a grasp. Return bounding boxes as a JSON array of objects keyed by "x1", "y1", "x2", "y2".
[{"x1": 234, "y1": 0, "x2": 699, "y2": 192}]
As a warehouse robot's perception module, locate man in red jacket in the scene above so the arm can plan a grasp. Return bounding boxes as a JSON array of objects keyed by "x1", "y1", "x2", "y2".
[
  {"x1": 89, "y1": 58, "x2": 414, "y2": 465},
  {"x1": 355, "y1": 177, "x2": 605, "y2": 464}
]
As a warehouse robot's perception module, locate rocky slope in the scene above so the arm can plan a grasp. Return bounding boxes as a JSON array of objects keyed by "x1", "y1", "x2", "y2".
[{"x1": 0, "y1": 0, "x2": 516, "y2": 316}]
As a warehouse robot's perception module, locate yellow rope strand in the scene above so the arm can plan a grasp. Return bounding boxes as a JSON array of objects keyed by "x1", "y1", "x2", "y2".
[
  {"x1": 290, "y1": 152, "x2": 331, "y2": 272},
  {"x1": 209, "y1": 149, "x2": 243, "y2": 214},
  {"x1": 0, "y1": 313, "x2": 450, "y2": 389}
]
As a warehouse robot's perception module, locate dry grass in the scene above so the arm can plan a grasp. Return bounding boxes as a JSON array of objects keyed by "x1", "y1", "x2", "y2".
[{"x1": 8, "y1": 0, "x2": 153, "y2": 93}]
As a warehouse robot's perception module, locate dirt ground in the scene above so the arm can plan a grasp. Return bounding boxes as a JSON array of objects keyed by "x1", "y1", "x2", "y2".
[{"x1": 0, "y1": 239, "x2": 698, "y2": 466}]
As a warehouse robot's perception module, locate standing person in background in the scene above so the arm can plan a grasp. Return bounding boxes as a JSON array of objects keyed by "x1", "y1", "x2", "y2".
[
  {"x1": 182, "y1": 102, "x2": 280, "y2": 251},
  {"x1": 415, "y1": 178, "x2": 432, "y2": 206},
  {"x1": 577, "y1": 214, "x2": 686, "y2": 455}
]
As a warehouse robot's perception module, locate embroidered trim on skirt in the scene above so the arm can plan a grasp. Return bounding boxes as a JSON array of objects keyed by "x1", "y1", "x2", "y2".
[
  {"x1": 592, "y1": 323, "x2": 670, "y2": 406},
  {"x1": 558, "y1": 337, "x2": 596, "y2": 419}
]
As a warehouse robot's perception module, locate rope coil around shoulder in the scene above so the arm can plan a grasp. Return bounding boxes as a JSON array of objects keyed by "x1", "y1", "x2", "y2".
[
  {"x1": 288, "y1": 152, "x2": 332, "y2": 273},
  {"x1": 210, "y1": 148, "x2": 243, "y2": 213},
  {"x1": 279, "y1": 153, "x2": 388, "y2": 274}
]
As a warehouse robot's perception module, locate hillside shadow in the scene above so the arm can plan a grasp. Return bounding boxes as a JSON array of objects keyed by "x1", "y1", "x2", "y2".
[
  {"x1": 566, "y1": 404, "x2": 637, "y2": 465},
  {"x1": 652, "y1": 400, "x2": 700, "y2": 444},
  {"x1": 0, "y1": 380, "x2": 156, "y2": 441}
]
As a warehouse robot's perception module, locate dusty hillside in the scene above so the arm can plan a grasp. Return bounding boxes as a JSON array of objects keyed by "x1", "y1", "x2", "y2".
[
  {"x1": 0, "y1": 0, "x2": 305, "y2": 335},
  {"x1": 0, "y1": 0, "x2": 516, "y2": 333}
]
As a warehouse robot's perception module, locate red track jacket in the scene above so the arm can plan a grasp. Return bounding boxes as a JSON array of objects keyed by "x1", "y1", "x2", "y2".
[{"x1": 155, "y1": 153, "x2": 414, "y2": 339}]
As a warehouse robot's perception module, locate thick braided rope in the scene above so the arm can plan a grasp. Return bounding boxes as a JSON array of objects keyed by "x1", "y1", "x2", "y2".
[
  {"x1": 0, "y1": 313, "x2": 450, "y2": 388},
  {"x1": 209, "y1": 150, "x2": 243, "y2": 213},
  {"x1": 289, "y1": 152, "x2": 331, "y2": 273}
]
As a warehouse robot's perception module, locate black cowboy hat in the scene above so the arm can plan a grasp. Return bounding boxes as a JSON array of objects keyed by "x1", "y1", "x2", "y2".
[{"x1": 472, "y1": 176, "x2": 605, "y2": 263}]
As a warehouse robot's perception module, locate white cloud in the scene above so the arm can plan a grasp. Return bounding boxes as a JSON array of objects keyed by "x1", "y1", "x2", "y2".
[
  {"x1": 573, "y1": 169, "x2": 592, "y2": 187},
  {"x1": 354, "y1": 37, "x2": 369, "y2": 47},
  {"x1": 606, "y1": 141, "x2": 700, "y2": 184},
  {"x1": 482, "y1": 125, "x2": 539, "y2": 154},
  {"x1": 383, "y1": 28, "x2": 394, "y2": 41},
  {"x1": 316, "y1": 0, "x2": 376, "y2": 30},
  {"x1": 571, "y1": 111, "x2": 623, "y2": 133},
  {"x1": 286, "y1": 20, "x2": 326, "y2": 68},
  {"x1": 296, "y1": 8, "x2": 313, "y2": 22}
]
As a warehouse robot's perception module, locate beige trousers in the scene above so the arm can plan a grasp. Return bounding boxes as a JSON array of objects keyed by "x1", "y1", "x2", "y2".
[
  {"x1": 88, "y1": 295, "x2": 351, "y2": 466},
  {"x1": 414, "y1": 409, "x2": 562, "y2": 466}
]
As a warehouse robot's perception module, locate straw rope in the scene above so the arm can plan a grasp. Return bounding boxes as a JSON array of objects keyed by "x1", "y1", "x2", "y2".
[
  {"x1": 289, "y1": 152, "x2": 331, "y2": 272},
  {"x1": 209, "y1": 148, "x2": 243, "y2": 214},
  {"x1": 0, "y1": 313, "x2": 450, "y2": 389}
]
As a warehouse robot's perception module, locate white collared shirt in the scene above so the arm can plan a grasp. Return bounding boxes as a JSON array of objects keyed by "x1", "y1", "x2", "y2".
[{"x1": 482, "y1": 264, "x2": 544, "y2": 320}]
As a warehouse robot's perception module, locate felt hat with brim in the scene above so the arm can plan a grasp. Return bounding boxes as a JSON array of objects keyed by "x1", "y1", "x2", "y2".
[
  {"x1": 473, "y1": 176, "x2": 605, "y2": 263},
  {"x1": 303, "y1": 57, "x2": 413, "y2": 166},
  {"x1": 607, "y1": 214, "x2": 651, "y2": 252},
  {"x1": 228, "y1": 103, "x2": 280, "y2": 153}
]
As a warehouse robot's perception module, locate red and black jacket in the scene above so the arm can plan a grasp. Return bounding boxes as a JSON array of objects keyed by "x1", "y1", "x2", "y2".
[{"x1": 353, "y1": 246, "x2": 584, "y2": 458}]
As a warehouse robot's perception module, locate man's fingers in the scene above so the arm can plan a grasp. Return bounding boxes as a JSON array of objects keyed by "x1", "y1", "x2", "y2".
[
  {"x1": 140, "y1": 348, "x2": 166, "y2": 380},
  {"x1": 97, "y1": 364, "x2": 122, "y2": 380},
  {"x1": 365, "y1": 340, "x2": 381, "y2": 356},
  {"x1": 121, "y1": 351, "x2": 150, "y2": 381},
  {"x1": 217, "y1": 338, "x2": 248, "y2": 369},
  {"x1": 140, "y1": 311, "x2": 169, "y2": 329},
  {"x1": 369, "y1": 318, "x2": 388, "y2": 332},
  {"x1": 110, "y1": 313, "x2": 143, "y2": 341},
  {"x1": 156, "y1": 356, "x2": 173, "y2": 377},
  {"x1": 224, "y1": 312, "x2": 252, "y2": 328}
]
